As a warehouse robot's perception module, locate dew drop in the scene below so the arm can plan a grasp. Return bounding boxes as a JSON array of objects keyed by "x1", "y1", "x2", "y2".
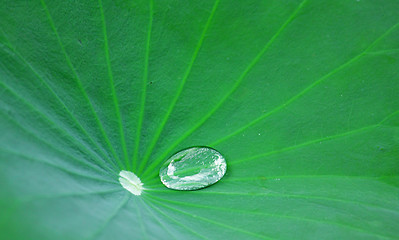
[{"x1": 159, "y1": 147, "x2": 227, "y2": 190}]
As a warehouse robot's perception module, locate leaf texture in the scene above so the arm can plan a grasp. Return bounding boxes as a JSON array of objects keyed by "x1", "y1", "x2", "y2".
[{"x1": 1, "y1": 0, "x2": 399, "y2": 239}]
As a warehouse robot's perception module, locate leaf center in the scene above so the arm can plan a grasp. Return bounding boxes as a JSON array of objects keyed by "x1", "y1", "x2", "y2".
[{"x1": 118, "y1": 170, "x2": 143, "y2": 195}]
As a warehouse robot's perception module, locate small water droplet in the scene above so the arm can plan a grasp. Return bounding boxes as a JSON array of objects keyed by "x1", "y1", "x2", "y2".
[{"x1": 159, "y1": 147, "x2": 227, "y2": 190}]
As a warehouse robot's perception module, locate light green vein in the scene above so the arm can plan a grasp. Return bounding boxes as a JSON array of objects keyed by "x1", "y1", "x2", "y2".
[
  {"x1": 366, "y1": 48, "x2": 399, "y2": 55},
  {"x1": 149, "y1": 195, "x2": 394, "y2": 240},
  {"x1": 230, "y1": 109, "x2": 399, "y2": 165},
  {"x1": 0, "y1": 31, "x2": 117, "y2": 171},
  {"x1": 87, "y1": 193, "x2": 130, "y2": 240},
  {"x1": 144, "y1": 173, "x2": 399, "y2": 187},
  {"x1": 142, "y1": 113, "x2": 381, "y2": 180},
  {"x1": 231, "y1": 125, "x2": 375, "y2": 165},
  {"x1": 147, "y1": 189, "x2": 398, "y2": 215},
  {"x1": 142, "y1": 0, "x2": 310, "y2": 178},
  {"x1": 146, "y1": 195, "x2": 273, "y2": 240},
  {"x1": 142, "y1": 177, "x2": 162, "y2": 184},
  {"x1": 0, "y1": 84, "x2": 117, "y2": 175},
  {"x1": 0, "y1": 111, "x2": 113, "y2": 176},
  {"x1": 210, "y1": 21, "x2": 399, "y2": 146},
  {"x1": 39, "y1": 0, "x2": 121, "y2": 170},
  {"x1": 21, "y1": 188, "x2": 122, "y2": 204},
  {"x1": 132, "y1": 0, "x2": 154, "y2": 172},
  {"x1": 139, "y1": 198, "x2": 177, "y2": 240},
  {"x1": 98, "y1": 0, "x2": 129, "y2": 169},
  {"x1": 141, "y1": 110, "x2": 399, "y2": 180},
  {"x1": 139, "y1": 0, "x2": 221, "y2": 175},
  {"x1": 378, "y1": 109, "x2": 399, "y2": 125},
  {"x1": 135, "y1": 198, "x2": 149, "y2": 240},
  {"x1": 143, "y1": 196, "x2": 208, "y2": 240},
  {"x1": 0, "y1": 147, "x2": 117, "y2": 184},
  {"x1": 222, "y1": 175, "x2": 398, "y2": 182}
]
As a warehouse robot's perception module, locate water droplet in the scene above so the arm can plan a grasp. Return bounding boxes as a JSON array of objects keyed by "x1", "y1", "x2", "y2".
[
  {"x1": 159, "y1": 147, "x2": 227, "y2": 190},
  {"x1": 119, "y1": 170, "x2": 143, "y2": 195}
]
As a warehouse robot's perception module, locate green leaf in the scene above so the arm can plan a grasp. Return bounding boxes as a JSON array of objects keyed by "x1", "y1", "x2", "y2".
[{"x1": 1, "y1": 0, "x2": 398, "y2": 239}]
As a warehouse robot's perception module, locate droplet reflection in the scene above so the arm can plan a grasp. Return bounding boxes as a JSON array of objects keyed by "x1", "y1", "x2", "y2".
[{"x1": 159, "y1": 147, "x2": 227, "y2": 190}]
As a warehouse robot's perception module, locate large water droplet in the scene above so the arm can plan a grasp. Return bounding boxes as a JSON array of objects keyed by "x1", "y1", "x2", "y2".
[{"x1": 159, "y1": 147, "x2": 227, "y2": 190}]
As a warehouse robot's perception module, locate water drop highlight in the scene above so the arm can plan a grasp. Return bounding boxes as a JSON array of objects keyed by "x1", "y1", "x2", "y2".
[
  {"x1": 159, "y1": 147, "x2": 227, "y2": 190},
  {"x1": 119, "y1": 170, "x2": 143, "y2": 195}
]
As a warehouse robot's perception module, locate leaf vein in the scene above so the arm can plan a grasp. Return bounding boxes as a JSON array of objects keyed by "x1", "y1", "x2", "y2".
[
  {"x1": 0, "y1": 147, "x2": 117, "y2": 184},
  {"x1": 210, "y1": 21, "x2": 399, "y2": 146},
  {"x1": 149, "y1": 195, "x2": 395, "y2": 239},
  {"x1": 140, "y1": 0, "x2": 221, "y2": 176},
  {"x1": 98, "y1": 0, "x2": 129, "y2": 169},
  {"x1": 87, "y1": 193, "x2": 130, "y2": 240},
  {"x1": 39, "y1": 0, "x2": 122, "y2": 169},
  {"x1": 133, "y1": 0, "x2": 154, "y2": 172},
  {"x1": 143, "y1": 197, "x2": 208, "y2": 240},
  {"x1": 0, "y1": 31, "x2": 117, "y2": 171},
  {"x1": 0, "y1": 84, "x2": 117, "y2": 175},
  {"x1": 142, "y1": 0, "x2": 310, "y2": 177},
  {"x1": 146, "y1": 195, "x2": 273, "y2": 240}
]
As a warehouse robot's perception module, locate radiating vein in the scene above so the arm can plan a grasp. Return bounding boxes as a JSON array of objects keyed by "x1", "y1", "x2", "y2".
[
  {"x1": 366, "y1": 48, "x2": 399, "y2": 55},
  {"x1": 378, "y1": 109, "x2": 399, "y2": 125},
  {"x1": 139, "y1": 0, "x2": 221, "y2": 175},
  {"x1": 87, "y1": 193, "x2": 129, "y2": 240},
  {"x1": 231, "y1": 124, "x2": 375, "y2": 165},
  {"x1": 135, "y1": 198, "x2": 149, "y2": 240},
  {"x1": 98, "y1": 0, "x2": 129, "y2": 169},
  {"x1": 143, "y1": 120, "x2": 377, "y2": 180},
  {"x1": 210, "y1": 21, "x2": 399, "y2": 146},
  {"x1": 39, "y1": 0, "x2": 122, "y2": 170},
  {"x1": 143, "y1": 196, "x2": 208, "y2": 240},
  {"x1": 139, "y1": 198, "x2": 177, "y2": 240},
  {"x1": 0, "y1": 147, "x2": 117, "y2": 184},
  {"x1": 146, "y1": 195, "x2": 273, "y2": 240},
  {"x1": 0, "y1": 84, "x2": 117, "y2": 175},
  {"x1": 222, "y1": 175, "x2": 399, "y2": 182},
  {"x1": 149, "y1": 195, "x2": 395, "y2": 239},
  {"x1": 147, "y1": 189, "x2": 398, "y2": 214},
  {"x1": 132, "y1": 0, "x2": 154, "y2": 172},
  {"x1": 21, "y1": 188, "x2": 122, "y2": 204},
  {"x1": 230, "y1": 109, "x2": 399, "y2": 165},
  {"x1": 0, "y1": 111, "x2": 112, "y2": 177},
  {"x1": 142, "y1": 0, "x2": 310, "y2": 177},
  {"x1": 0, "y1": 32, "x2": 117, "y2": 171}
]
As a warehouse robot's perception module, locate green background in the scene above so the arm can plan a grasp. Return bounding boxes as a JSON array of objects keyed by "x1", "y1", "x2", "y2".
[{"x1": 1, "y1": 0, "x2": 398, "y2": 239}]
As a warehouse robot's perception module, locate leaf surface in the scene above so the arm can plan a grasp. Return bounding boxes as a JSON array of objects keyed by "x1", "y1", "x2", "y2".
[{"x1": 1, "y1": 0, "x2": 399, "y2": 239}]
